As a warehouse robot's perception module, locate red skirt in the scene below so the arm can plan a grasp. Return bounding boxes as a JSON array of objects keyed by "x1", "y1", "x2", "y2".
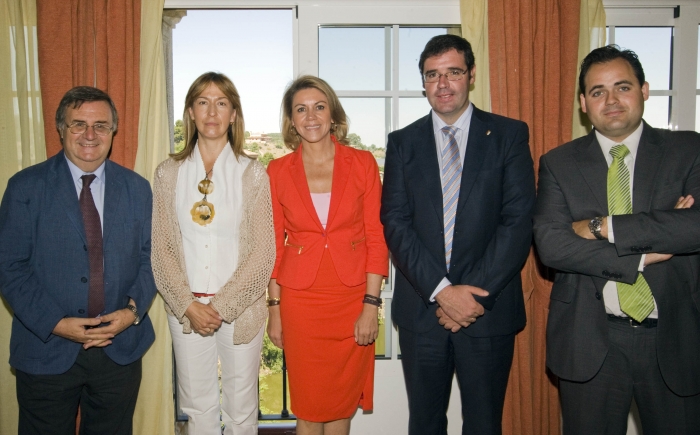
[{"x1": 280, "y1": 249, "x2": 374, "y2": 421}]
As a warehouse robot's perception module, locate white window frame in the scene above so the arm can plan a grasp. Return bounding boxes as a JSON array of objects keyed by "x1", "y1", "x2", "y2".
[{"x1": 604, "y1": 0, "x2": 700, "y2": 130}]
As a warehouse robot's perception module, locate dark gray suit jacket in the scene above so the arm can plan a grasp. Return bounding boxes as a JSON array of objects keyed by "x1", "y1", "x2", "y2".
[
  {"x1": 0, "y1": 151, "x2": 157, "y2": 375},
  {"x1": 533, "y1": 122, "x2": 700, "y2": 396},
  {"x1": 381, "y1": 107, "x2": 535, "y2": 337}
]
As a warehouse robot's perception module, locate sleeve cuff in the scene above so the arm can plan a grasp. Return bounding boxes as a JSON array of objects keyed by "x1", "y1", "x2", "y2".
[
  {"x1": 638, "y1": 254, "x2": 646, "y2": 272},
  {"x1": 607, "y1": 215, "x2": 615, "y2": 243},
  {"x1": 430, "y1": 278, "x2": 452, "y2": 302}
]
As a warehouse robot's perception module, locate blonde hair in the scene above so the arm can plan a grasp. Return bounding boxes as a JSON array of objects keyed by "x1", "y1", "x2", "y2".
[
  {"x1": 281, "y1": 75, "x2": 348, "y2": 151},
  {"x1": 172, "y1": 72, "x2": 246, "y2": 161}
]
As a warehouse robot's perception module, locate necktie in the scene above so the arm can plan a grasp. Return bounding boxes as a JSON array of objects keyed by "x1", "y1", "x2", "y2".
[
  {"x1": 441, "y1": 126, "x2": 462, "y2": 271},
  {"x1": 80, "y1": 174, "x2": 105, "y2": 318},
  {"x1": 608, "y1": 144, "x2": 654, "y2": 322}
]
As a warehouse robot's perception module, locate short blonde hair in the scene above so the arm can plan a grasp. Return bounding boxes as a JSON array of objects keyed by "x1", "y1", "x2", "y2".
[
  {"x1": 281, "y1": 75, "x2": 348, "y2": 151},
  {"x1": 173, "y1": 72, "x2": 246, "y2": 161}
]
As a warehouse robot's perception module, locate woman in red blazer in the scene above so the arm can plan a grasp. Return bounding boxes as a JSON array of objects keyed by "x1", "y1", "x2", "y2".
[{"x1": 267, "y1": 75, "x2": 388, "y2": 435}]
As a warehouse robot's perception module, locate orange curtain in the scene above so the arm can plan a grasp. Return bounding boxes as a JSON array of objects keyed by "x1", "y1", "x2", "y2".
[
  {"x1": 489, "y1": 0, "x2": 581, "y2": 434},
  {"x1": 36, "y1": 0, "x2": 140, "y2": 169}
]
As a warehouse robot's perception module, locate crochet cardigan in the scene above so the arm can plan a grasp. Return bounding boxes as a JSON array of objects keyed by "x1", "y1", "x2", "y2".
[{"x1": 152, "y1": 156, "x2": 275, "y2": 344}]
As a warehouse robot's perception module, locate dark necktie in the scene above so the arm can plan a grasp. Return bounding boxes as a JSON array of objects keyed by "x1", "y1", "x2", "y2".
[{"x1": 80, "y1": 174, "x2": 104, "y2": 317}]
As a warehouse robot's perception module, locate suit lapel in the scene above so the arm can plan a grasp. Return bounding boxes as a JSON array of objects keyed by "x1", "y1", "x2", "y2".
[
  {"x1": 574, "y1": 131, "x2": 609, "y2": 213},
  {"x1": 414, "y1": 115, "x2": 445, "y2": 222},
  {"x1": 326, "y1": 142, "x2": 352, "y2": 229},
  {"x1": 632, "y1": 123, "x2": 663, "y2": 214},
  {"x1": 102, "y1": 160, "x2": 124, "y2": 244},
  {"x1": 456, "y1": 108, "x2": 489, "y2": 215},
  {"x1": 287, "y1": 146, "x2": 325, "y2": 231},
  {"x1": 52, "y1": 152, "x2": 87, "y2": 245}
]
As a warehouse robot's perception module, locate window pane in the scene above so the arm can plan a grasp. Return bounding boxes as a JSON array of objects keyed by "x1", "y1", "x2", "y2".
[
  {"x1": 399, "y1": 28, "x2": 448, "y2": 90},
  {"x1": 320, "y1": 27, "x2": 390, "y2": 91},
  {"x1": 340, "y1": 98, "x2": 389, "y2": 148},
  {"x1": 399, "y1": 97, "x2": 432, "y2": 130},
  {"x1": 644, "y1": 96, "x2": 670, "y2": 129},
  {"x1": 615, "y1": 27, "x2": 672, "y2": 90},
  {"x1": 697, "y1": 25, "x2": 700, "y2": 89},
  {"x1": 696, "y1": 95, "x2": 700, "y2": 133}
]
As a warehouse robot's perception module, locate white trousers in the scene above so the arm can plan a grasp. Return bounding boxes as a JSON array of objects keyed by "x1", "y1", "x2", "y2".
[{"x1": 168, "y1": 313, "x2": 264, "y2": 435}]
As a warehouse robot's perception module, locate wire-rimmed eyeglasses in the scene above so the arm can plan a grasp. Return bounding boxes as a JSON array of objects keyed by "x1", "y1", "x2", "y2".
[
  {"x1": 423, "y1": 69, "x2": 468, "y2": 83},
  {"x1": 67, "y1": 121, "x2": 114, "y2": 136}
]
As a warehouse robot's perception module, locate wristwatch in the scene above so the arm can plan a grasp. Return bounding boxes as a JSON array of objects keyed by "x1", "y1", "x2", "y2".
[
  {"x1": 126, "y1": 303, "x2": 141, "y2": 325},
  {"x1": 588, "y1": 216, "x2": 606, "y2": 240}
]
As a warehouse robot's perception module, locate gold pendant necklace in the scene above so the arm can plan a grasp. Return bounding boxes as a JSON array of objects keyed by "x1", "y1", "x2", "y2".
[{"x1": 191, "y1": 168, "x2": 215, "y2": 225}]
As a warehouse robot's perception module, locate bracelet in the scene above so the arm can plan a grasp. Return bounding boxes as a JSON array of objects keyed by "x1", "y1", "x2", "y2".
[
  {"x1": 267, "y1": 297, "x2": 281, "y2": 307},
  {"x1": 363, "y1": 294, "x2": 382, "y2": 307}
]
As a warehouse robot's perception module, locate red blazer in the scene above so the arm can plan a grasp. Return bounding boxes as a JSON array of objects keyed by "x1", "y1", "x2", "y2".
[{"x1": 267, "y1": 138, "x2": 388, "y2": 290}]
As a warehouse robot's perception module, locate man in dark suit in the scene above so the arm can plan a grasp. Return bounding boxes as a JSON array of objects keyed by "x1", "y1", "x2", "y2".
[
  {"x1": 0, "y1": 86, "x2": 157, "y2": 434},
  {"x1": 381, "y1": 34, "x2": 536, "y2": 435},
  {"x1": 533, "y1": 45, "x2": 700, "y2": 434}
]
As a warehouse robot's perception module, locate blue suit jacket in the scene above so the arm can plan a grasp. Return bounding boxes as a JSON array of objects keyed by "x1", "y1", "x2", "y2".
[
  {"x1": 381, "y1": 107, "x2": 536, "y2": 337},
  {"x1": 0, "y1": 151, "x2": 157, "y2": 375}
]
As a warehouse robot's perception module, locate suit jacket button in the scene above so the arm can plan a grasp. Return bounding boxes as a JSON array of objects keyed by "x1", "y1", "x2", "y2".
[
  {"x1": 78, "y1": 309, "x2": 85, "y2": 314},
  {"x1": 81, "y1": 277, "x2": 87, "y2": 283},
  {"x1": 595, "y1": 292, "x2": 601, "y2": 300}
]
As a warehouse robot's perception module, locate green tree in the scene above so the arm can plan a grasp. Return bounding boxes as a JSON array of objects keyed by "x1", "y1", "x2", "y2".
[
  {"x1": 259, "y1": 152, "x2": 275, "y2": 167},
  {"x1": 245, "y1": 130, "x2": 251, "y2": 139},
  {"x1": 347, "y1": 133, "x2": 362, "y2": 147},
  {"x1": 174, "y1": 120, "x2": 185, "y2": 153}
]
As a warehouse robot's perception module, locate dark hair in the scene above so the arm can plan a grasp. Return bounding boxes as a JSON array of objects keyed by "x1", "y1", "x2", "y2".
[
  {"x1": 173, "y1": 72, "x2": 246, "y2": 161},
  {"x1": 579, "y1": 45, "x2": 645, "y2": 94},
  {"x1": 55, "y1": 86, "x2": 118, "y2": 139},
  {"x1": 280, "y1": 75, "x2": 349, "y2": 151},
  {"x1": 419, "y1": 34, "x2": 475, "y2": 79}
]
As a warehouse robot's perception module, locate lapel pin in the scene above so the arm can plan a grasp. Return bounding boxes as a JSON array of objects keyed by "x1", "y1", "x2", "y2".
[{"x1": 486, "y1": 130, "x2": 491, "y2": 136}]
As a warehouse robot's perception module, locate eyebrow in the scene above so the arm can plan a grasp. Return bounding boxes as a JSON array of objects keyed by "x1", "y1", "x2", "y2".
[
  {"x1": 588, "y1": 80, "x2": 634, "y2": 94},
  {"x1": 294, "y1": 100, "x2": 328, "y2": 107},
  {"x1": 69, "y1": 119, "x2": 111, "y2": 124}
]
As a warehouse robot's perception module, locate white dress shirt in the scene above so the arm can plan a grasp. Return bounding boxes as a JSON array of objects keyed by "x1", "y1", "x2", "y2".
[
  {"x1": 66, "y1": 157, "x2": 105, "y2": 230},
  {"x1": 596, "y1": 123, "x2": 658, "y2": 318},
  {"x1": 429, "y1": 103, "x2": 474, "y2": 301},
  {"x1": 176, "y1": 144, "x2": 250, "y2": 295}
]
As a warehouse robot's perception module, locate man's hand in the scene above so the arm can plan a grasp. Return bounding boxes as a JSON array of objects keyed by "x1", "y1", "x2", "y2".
[
  {"x1": 53, "y1": 317, "x2": 108, "y2": 345},
  {"x1": 436, "y1": 307, "x2": 463, "y2": 332},
  {"x1": 643, "y1": 195, "x2": 695, "y2": 266},
  {"x1": 434, "y1": 285, "x2": 488, "y2": 328},
  {"x1": 184, "y1": 301, "x2": 223, "y2": 336}
]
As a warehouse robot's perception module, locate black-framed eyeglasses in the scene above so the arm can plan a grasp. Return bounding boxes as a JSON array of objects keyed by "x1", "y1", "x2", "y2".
[
  {"x1": 423, "y1": 69, "x2": 468, "y2": 83},
  {"x1": 67, "y1": 121, "x2": 114, "y2": 136}
]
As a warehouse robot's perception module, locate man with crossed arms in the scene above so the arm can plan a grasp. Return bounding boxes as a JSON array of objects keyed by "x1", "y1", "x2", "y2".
[{"x1": 534, "y1": 45, "x2": 700, "y2": 434}]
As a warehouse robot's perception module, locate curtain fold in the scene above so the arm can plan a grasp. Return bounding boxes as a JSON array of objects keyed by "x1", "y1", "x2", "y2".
[
  {"x1": 0, "y1": 0, "x2": 46, "y2": 433},
  {"x1": 572, "y1": 0, "x2": 606, "y2": 139},
  {"x1": 36, "y1": 0, "x2": 140, "y2": 169},
  {"x1": 488, "y1": 0, "x2": 582, "y2": 434},
  {"x1": 132, "y1": 0, "x2": 174, "y2": 433},
  {"x1": 460, "y1": 0, "x2": 490, "y2": 112}
]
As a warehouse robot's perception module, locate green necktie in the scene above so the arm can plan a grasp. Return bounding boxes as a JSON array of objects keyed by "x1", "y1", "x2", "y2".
[{"x1": 608, "y1": 144, "x2": 654, "y2": 322}]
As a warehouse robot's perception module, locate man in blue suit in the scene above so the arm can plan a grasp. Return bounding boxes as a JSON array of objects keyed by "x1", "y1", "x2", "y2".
[
  {"x1": 0, "y1": 86, "x2": 157, "y2": 434},
  {"x1": 381, "y1": 35, "x2": 535, "y2": 434}
]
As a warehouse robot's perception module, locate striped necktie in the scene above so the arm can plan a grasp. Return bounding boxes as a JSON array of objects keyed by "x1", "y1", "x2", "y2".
[
  {"x1": 441, "y1": 126, "x2": 462, "y2": 271},
  {"x1": 608, "y1": 144, "x2": 654, "y2": 322}
]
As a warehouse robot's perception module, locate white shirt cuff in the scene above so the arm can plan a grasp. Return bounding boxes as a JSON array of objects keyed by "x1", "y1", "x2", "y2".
[
  {"x1": 638, "y1": 254, "x2": 646, "y2": 272},
  {"x1": 430, "y1": 278, "x2": 452, "y2": 302},
  {"x1": 607, "y1": 216, "x2": 615, "y2": 243}
]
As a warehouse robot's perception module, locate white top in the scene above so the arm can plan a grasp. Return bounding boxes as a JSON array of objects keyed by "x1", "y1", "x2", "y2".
[
  {"x1": 595, "y1": 123, "x2": 658, "y2": 319},
  {"x1": 176, "y1": 144, "x2": 250, "y2": 295},
  {"x1": 311, "y1": 192, "x2": 331, "y2": 229}
]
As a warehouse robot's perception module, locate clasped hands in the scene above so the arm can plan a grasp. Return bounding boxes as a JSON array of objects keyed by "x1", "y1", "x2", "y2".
[
  {"x1": 435, "y1": 284, "x2": 489, "y2": 333},
  {"x1": 185, "y1": 300, "x2": 223, "y2": 336},
  {"x1": 52, "y1": 299, "x2": 139, "y2": 349},
  {"x1": 572, "y1": 195, "x2": 694, "y2": 266}
]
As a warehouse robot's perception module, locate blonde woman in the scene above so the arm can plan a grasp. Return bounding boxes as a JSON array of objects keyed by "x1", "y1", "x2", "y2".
[{"x1": 152, "y1": 72, "x2": 274, "y2": 435}]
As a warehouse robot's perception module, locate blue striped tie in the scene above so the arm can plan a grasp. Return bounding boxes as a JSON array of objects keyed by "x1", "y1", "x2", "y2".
[{"x1": 441, "y1": 126, "x2": 461, "y2": 271}]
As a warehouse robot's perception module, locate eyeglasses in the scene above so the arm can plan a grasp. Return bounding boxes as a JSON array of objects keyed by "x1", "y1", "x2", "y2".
[
  {"x1": 423, "y1": 69, "x2": 468, "y2": 83},
  {"x1": 67, "y1": 121, "x2": 114, "y2": 136}
]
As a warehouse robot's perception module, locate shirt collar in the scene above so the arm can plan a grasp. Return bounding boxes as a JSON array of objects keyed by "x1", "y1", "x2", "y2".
[
  {"x1": 65, "y1": 155, "x2": 106, "y2": 185},
  {"x1": 432, "y1": 102, "x2": 473, "y2": 135},
  {"x1": 595, "y1": 121, "x2": 644, "y2": 159}
]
